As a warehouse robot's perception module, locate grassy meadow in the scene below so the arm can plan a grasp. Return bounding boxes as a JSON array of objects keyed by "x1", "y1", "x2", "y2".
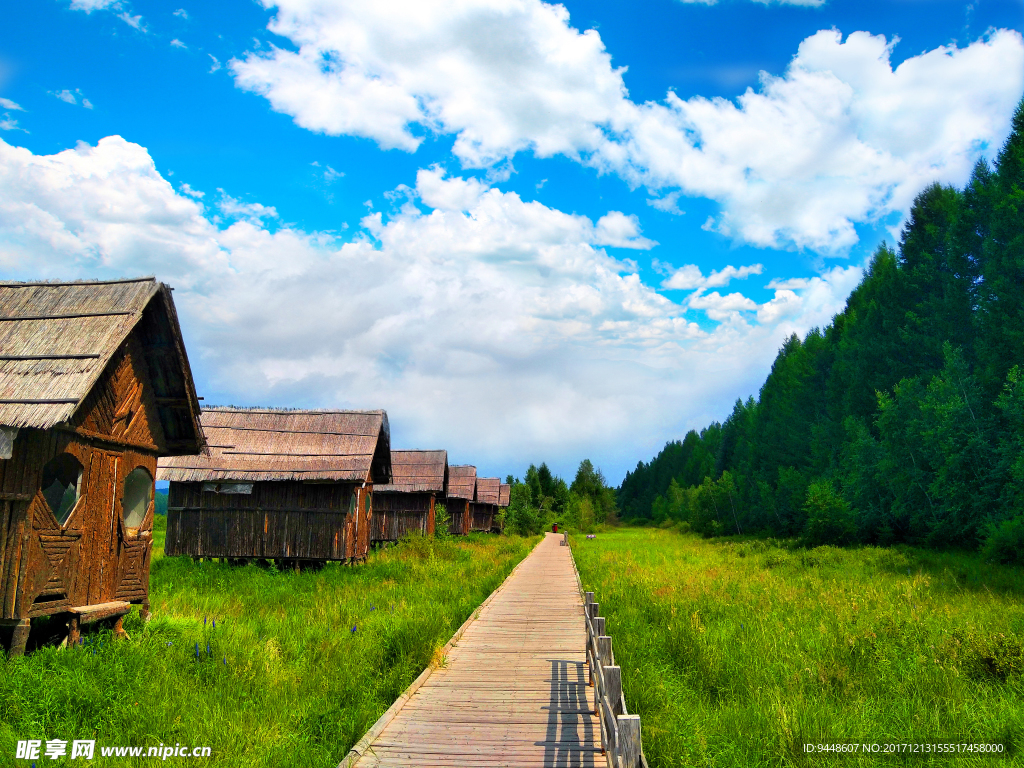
[
  {"x1": 0, "y1": 517, "x2": 538, "y2": 766},
  {"x1": 571, "y1": 528, "x2": 1024, "y2": 767}
]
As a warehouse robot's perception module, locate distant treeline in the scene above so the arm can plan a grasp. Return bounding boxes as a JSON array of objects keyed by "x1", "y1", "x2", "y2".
[
  {"x1": 618, "y1": 100, "x2": 1024, "y2": 564},
  {"x1": 502, "y1": 460, "x2": 616, "y2": 535}
]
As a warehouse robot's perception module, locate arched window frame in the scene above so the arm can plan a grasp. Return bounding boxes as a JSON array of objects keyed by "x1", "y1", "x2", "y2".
[
  {"x1": 121, "y1": 465, "x2": 154, "y2": 534},
  {"x1": 39, "y1": 452, "x2": 84, "y2": 527}
]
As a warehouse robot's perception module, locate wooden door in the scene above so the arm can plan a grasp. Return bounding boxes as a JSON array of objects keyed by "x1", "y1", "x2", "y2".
[{"x1": 85, "y1": 450, "x2": 119, "y2": 604}]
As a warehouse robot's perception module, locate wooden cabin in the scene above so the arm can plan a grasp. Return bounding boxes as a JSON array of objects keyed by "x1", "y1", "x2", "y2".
[
  {"x1": 371, "y1": 450, "x2": 448, "y2": 544},
  {"x1": 0, "y1": 278, "x2": 205, "y2": 656},
  {"x1": 158, "y1": 408, "x2": 391, "y2": 565},
  {"x1": 446, "y1": 465, "x2": 476, "y2": 535},
  {"x1": 469, "y1": 477, "x2": 501, "y2": 533}
]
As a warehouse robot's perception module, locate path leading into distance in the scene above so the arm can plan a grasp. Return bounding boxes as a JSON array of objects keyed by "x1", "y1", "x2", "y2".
[{"x1": 348, "y1": 532, "x2": 600, "y2": 767}]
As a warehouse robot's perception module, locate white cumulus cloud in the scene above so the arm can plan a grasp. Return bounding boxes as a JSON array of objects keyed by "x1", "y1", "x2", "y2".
[
  {"x1": 662, "y1": 262, "x2": 763, "y2": 290},
  {"x1": 624, "y1": 29, "x2": 1024, "y2": 251},
  {"x1": 230, "y1": 0, "x2": 1022, "y2": 253},
  {"x1": 51, "y1": 89, "x2": 93, "y2": 108},
  {"x1": 69, "y1": 0, "x2": 119, "y2": 10},
  {"x1": 230, "y1": 0, "x2": 634, "y2": 165},
  {"x1": 0, "y1": 135, "x2": 864, "y2": 478}
]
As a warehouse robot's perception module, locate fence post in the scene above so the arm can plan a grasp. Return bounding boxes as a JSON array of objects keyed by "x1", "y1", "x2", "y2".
[
  {"x1": 604, "y1": 666, "x2": 623, "y2": 718},
  {"x1": 588, "y1": 603, "x2": 600, "y2": 620},
  {"x1": 617, "y1": 715, "x2": 642, "y2": 768},
  {"x1": 593, "y1": 616, "x2": 605, "y2": 637}
]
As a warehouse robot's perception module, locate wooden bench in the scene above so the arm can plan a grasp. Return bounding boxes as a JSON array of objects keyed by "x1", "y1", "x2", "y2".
[
  {"x1": 1, "y1": 601, "x2": 132, "y2": 656},
  {"x1": 67, "y1": 601, "x2": 132, "y2": 646}
]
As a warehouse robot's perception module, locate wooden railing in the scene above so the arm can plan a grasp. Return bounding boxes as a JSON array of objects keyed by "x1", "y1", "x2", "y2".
[{"x1": 564, "y1": 532, "x2": 648, "y2": 768}]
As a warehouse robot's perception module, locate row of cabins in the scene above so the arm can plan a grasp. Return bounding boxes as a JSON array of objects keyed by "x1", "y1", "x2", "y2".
[
  {"x1": 0, "y1": 278, "x2": 507, "y2": 656},
  {"x1": 371, "y1": 451, "x2": 506, "y2": 539}
]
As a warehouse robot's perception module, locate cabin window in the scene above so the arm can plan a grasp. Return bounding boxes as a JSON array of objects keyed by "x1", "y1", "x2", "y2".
[
  {"x1": 41, "y1": 453, "x2": 82, "y2": 525},
  {"x1": 201, "y1": 482, "x2": 253, "y2": 494},
  {"x1": 123, "y1": 467, "x2": 153, "y2": 528}
]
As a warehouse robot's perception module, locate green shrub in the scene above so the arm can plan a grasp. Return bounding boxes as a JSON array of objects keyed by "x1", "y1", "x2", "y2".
[
  {"x1": 433, "y1": 502, "x2": 451, "y2": 539},
  {"x1": 504, "y1": 483, "x2": 543, "y2": 535},
  {"x1": 803, "y1": 479, "x2": 858, "y2": 546},
  {"x1": 982, "y1": 514, "x2": 1024, "y2": 565}
]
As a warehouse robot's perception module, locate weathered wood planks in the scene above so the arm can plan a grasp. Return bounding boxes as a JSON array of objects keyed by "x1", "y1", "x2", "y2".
[{"x1": 344, "y1": 532, "x2": 598, "y2": 768}]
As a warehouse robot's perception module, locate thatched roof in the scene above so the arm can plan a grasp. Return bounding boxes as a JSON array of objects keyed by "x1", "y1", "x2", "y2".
[
  {"x1": 447, "y1": 464, "x2": 477, "y2": 500},
  {"x1": 158, "y1": 407, "x2": 391, "y2": 483},
  {"x1": 0, "y1": 277, "x2": 204, "y2": 454},
  {"x1": 375, "y1": 449, "x2": 448, "y2": 493},
  {"x1": 498, "y1": 483, "x2": 510, "y2": 508},
  {"x1": 476, "y1": 477, "x2": 500, "y2": 505}
]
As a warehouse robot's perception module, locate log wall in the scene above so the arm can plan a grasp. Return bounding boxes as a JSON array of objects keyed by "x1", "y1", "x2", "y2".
[
  {"x1": 165, "y1": 480, "x2": 368, "y2": 561},
  {"x1": 447, "y1": 498, "x2": 470, "y2": 536},
  {"x1": 469, "y1": 502, "x2": 496, "y2": 533},
  {"x1": 371, "y1": 492, "x2": 435, "y2": 542}
]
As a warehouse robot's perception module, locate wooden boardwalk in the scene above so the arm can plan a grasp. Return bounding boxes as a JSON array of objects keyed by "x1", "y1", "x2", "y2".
[{"x1": 346, "y1": 532, "x2": 600, "y2": 767}]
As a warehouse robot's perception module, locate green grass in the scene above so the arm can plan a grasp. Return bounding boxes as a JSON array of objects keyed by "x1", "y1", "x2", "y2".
[
  {"x1": 0, "y1": 517, "x2": 538, "y2": 766},
  {"x1": 571, "y1": 528, "x2": 1024, "y2": 767}
]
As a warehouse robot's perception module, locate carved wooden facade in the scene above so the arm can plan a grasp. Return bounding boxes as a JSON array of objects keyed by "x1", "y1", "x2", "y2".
[
  {"x1": 159, "y1": 408, "x2": 391, "y2": 564},
  {"x1": 0, "y1": 278, "x2": 205, "y2": 655}
]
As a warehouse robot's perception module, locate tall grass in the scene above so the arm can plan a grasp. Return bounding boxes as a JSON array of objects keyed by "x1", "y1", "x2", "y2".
[
  {"x1": 572, "y1": 529, "x2": 1024, "y2": 767},
  {"x1": 0, "y1": 518, "x2": 537, "y2": 766}
]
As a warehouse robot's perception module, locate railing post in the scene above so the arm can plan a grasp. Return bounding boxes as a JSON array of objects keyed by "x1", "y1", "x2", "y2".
[
  {"x1": 575, "y1": 576, "x2": 644, "y2": 766},
  {"x1": 617, "y1": 715, "x2": 642, "y2": 768},
  {"x1": 605, "y1": 666, "x2": 622, "y2": 718},
  {"x1": 584, "y1": 591, "x2": 595, "y2": 685}
]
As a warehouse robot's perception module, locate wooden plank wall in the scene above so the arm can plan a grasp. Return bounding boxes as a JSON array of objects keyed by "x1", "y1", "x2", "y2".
[
  {"x1": 371, "y1": 492, "x2": 432, "y2": 542},
  {"x1": 166, "y1": 480, "x2": 360, "y2": 561},
  {"x1": 468, "y1": 502, "x2": 495, "y2": 533},
  {"x1": 447, "y1": 498, "x2": 470, "y2": 536}
]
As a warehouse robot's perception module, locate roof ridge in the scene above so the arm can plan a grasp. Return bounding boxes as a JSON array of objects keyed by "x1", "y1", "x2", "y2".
[
  {"x1": 203, "y1": 406, "x2": 385, "y2": 414},
  {"x1": 0, "y1": 277, "x2": 156, "y2": 287}
]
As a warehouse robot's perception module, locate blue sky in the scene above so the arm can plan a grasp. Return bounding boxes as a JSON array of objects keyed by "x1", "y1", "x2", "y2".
[{"x1": 1, "y1": 0, "x2": 1021, "y2": 484}]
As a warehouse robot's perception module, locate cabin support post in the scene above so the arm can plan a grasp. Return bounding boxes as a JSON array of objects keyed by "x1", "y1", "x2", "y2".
[
  {"x1": 6, "y1": 618, "x2": 30, "y2": 657},
  {"x1": 140, "y1": 599, "x2": 152, "y2": 623},
  {"x1": 67, "y1": 615, "x2": 81, "y2": 647}
]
